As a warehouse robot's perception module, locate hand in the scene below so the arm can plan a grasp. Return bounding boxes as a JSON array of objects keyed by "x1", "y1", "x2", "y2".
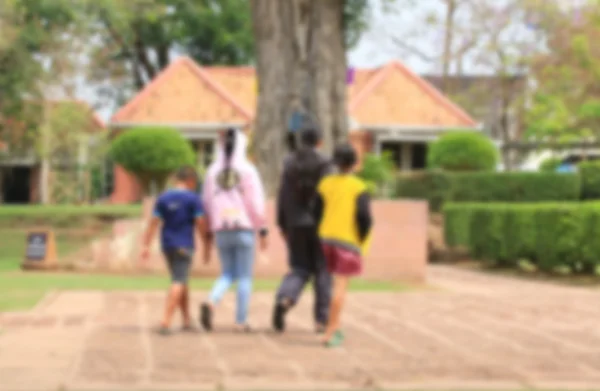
[{"x1": 259, "y1": 235, "x2": 268, "y2": 252}]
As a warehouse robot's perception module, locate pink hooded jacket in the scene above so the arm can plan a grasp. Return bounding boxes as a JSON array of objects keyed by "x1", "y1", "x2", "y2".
[{"x1": 202, "y1": 129, "x2": 267, "y2": 233}]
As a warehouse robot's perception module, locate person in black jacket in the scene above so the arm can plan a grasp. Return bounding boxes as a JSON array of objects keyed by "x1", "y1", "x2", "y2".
[{"x1": 273, "y1": 126, "x2": 332, "y2": 333}]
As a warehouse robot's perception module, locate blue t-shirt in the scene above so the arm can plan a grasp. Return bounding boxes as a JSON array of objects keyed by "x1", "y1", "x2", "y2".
[{"x1": 153, "y1": 189, "x2": 204, "y2": 252}]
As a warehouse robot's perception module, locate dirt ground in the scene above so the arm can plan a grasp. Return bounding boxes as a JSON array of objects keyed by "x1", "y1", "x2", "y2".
[{"x1": 1, "y1": 266, "x2": 600, "y2": 391}]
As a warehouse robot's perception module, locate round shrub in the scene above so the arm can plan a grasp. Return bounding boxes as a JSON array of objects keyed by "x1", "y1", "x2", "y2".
[
  {"x1": 110, "y1": 126, "x2": 195, "y2": 194},
  {"x1": 427, "y1": 131, "x2": 499, "y2": 171}
]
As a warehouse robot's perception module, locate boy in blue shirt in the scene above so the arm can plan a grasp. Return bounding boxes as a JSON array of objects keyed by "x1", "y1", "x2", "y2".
[{"x1": 141, "y1": 166, "x2": 210, "y2": 335}]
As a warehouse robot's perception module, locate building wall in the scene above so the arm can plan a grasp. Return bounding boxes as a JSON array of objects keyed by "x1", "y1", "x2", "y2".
[
  {"x1": 111, "y1": 165, "x2": 142, "y2": 204},
  {"x1": 349, "y1": 130, "x2": 374, "y2": 166}
]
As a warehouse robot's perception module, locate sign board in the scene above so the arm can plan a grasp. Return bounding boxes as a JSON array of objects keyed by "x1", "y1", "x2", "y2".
[{"x1": 22, "y1": 229, "x2": 57, "y2": 270}]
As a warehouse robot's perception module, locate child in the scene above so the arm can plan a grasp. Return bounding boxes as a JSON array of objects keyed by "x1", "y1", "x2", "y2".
[
  {"x1": 273, "y1": 126, "x2": 332, "y2": 334},
  {"x1": 200, "y1": 128, "x2": 268, "y2": 332},
  {"x1": 315, "y1": 143, "x2": 373, "y2": 347},
  {"x1": 141, "y1": 166, "x2": 210, "y2": 335}
]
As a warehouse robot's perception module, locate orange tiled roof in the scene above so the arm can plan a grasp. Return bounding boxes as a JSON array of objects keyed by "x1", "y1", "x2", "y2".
[{"x1": 112, "y1": 56, "x2": 476, "y2": 128}]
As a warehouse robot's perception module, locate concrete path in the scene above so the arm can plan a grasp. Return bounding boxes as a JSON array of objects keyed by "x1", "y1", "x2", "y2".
[{"x1": 1, "y1": 266, "x2": 600, "y2": 390}]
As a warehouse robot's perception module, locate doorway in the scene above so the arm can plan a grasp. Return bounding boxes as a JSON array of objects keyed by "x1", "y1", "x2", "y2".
[{"x1": 2, "y1": 167, "x2": 32, "y2": 203}]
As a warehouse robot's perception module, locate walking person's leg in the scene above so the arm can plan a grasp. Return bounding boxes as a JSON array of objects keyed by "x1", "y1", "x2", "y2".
[
  {"x1": 160, "y1": 250, "x2": 192, "y2": 334},
  {"x1": 273, "y1": 228, "x2": 310, "y2": 331},
  {"x1": 320, "y1": 244, "x2": 362, "y2": 347},
  {"x1": 308, "y1": 230, "x2": 331, "y2": 333},
  {"x1": 201, "y1": 232, "x2": 235, "y2": 331},
  {"x1": 322, "y1": 274, "x2": 349, "y2": 345},
  {"x1": 180, "y1": 283, "x2": 192, "y2": 329},
  {"x1": 232, "y1": 231, "x2": 256, "y2": 331},
  {"x1": 313, "y1": 264, "x2": 332, "y2": 333}
]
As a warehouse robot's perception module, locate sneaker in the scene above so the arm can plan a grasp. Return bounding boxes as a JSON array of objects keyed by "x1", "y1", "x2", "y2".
[
  {"x1": 156, "y1": 326, "x2": 171, "y2": 336},
  {"x1": 323, "y1": 330, "x2": 344, "y2": 348},
  {"x1": 272, "y1": 302, "x2": 287, "y2": 332},
  {"x1": 200, "y1": 303, "x2": 213, "y2": 332}
]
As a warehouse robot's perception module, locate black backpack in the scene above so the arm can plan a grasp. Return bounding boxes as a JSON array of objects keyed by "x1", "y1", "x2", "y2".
[{"x1": 288, "y1": 148, "x2": 326, "y2": 208}]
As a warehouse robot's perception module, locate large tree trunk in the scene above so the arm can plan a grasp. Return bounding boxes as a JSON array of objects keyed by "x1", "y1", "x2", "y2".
[{"x1": 250, "y1": 0, "x2": 348, "y2": 194}]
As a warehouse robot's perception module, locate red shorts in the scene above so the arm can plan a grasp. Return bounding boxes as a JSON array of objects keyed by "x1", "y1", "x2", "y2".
[{"x1": 321, "y1": 243, "x2": 362, "y2": 276}]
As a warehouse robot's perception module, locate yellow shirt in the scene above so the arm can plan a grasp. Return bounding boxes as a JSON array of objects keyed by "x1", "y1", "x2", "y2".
[{"x1": 317, "y1": 174, "x2": 372, "y2": 255}]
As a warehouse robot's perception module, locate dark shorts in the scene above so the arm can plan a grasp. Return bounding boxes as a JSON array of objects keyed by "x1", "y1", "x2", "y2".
[
  {"x1": 321, "y1": 243, "x2": 362, "y2": 276},
  {"x1": 164, "y1": 249, "x2": 192, "y2": 284}
]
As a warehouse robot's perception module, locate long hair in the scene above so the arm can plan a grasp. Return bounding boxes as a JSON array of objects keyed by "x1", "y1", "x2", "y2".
[{"x1": 218, "y1": 128, "x2": 238, "y2": 190}]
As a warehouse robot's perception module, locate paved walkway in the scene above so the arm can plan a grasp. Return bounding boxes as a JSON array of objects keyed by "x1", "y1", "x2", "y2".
[{"x1": 1, "y1": 266, "x2": 600, "y2": 390}]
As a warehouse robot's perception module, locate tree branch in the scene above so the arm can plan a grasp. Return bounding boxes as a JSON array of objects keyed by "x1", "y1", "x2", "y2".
[
  {"x1": 132, "y1": 22, "x2": 157, "y2": 81},
  {"x1": 391, "y1": 37, "x2": 434, "y2": 63}
]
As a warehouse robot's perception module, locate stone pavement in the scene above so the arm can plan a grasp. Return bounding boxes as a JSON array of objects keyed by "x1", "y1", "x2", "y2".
[{"x1": 1, "y1": 266, "x2": 600, "y2": 390}]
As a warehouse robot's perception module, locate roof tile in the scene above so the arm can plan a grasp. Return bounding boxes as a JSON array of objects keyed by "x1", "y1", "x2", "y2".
[{"x1": 112, "y1": 57, "x2": 476, "y2": 128}]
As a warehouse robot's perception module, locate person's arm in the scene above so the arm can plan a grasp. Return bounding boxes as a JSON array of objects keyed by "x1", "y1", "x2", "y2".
[
  {"x1": 193, "y1": 196, "x2": 212, "y2": 263},
  {"x1": 141, "y1": 199, "x2": 162, "y2": 261},
  {"x1": 355, "y1": 191, "x2": 373, "y2": 243},
  {"x1": 314, "y1": 177, "x2": 327, "y2": 226},
  {"x1": 314, "y1": 193, "x2": 324, "y2": 225},
  {"x1": 243, "y1": 165, "x2": 268, "y2": 234},
  {"x1": 276, "y1": 162, "x2": 289, "y2": 235},
  {"x1": 201, "y1": 171, "x2": 213, "y2": 227}
]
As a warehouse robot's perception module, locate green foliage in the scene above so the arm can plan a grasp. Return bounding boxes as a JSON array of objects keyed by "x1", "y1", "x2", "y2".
[
  {"x1": 0, "y1": 204, "x2": 141, "y2": 227},
  {"x1": 444, "y1": 202, "x2": 600, "y2": 274},
  {"x1": 343, "y1": 0, "x2": 370, "y2": 48},
  {"x1": 357, "y1": 152, "x2": 395, "y2": 195},
  {"x1": 0, "y1": 0, "x2": 79, "y2": 153},
  {"x1": 89, "y1": 0, "x2": 372, "y2": 99},
  {"x1": 109, "y1": 127, "x2": 195, "y2": 194},
  {"x1": 579, "y1": 161, "x2": 600, "y2": 199},
  {"x1": 539, "y1": 156, "x2": 563, "y2": 172},
  {"x1": 395, "y1": 171, "x2": 580, "y2": 211},
  {"x1": 449, "y1": 172, "x2": 580, "y2": 202},
  {"x1": 395, "y1": 170, "x2": 450, "y2": 212},
  {"x1": 427, "y1": 131, "x2": 499, "y2": 171}
]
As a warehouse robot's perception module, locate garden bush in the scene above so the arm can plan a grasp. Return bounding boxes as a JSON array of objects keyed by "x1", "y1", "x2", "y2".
[
  {"x1": 579, "y1": 161, "x2": 600, "y2": 199},
  {"x1": 449, "y1": 172, "x2": 580, "y2": 202},
  {"x1": 443, "y1": 202, "x2": 600, "y2": 274},
  {"x1": 395, "y1": 170, "x2": 450, "y2": 212},
  {"x1": 395, "y1": 171, "x2": 580, "y2": 211},
  {"x1": 427, "y1": 131, "x2": 499, "y2": 171},
  {"x1": 110, "y1": 126, "x2": 195, "y2": 194},
  {"x1": 357, "y1": 152, "x2": 395, "y2": 197}
]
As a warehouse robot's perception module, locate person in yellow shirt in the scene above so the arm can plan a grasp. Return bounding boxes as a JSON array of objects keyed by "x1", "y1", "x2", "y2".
[{"x1": 315, "y1": 143, "x2": 373, "y2": 347}]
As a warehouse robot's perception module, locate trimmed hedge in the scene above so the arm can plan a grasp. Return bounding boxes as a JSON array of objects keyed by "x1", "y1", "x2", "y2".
[
  {"x1": 395, "y1": 171, "x2": 450, "y2": 211},
  {"x1": 396, "y1": 171, "x2": 580, "y2": 211},
  {"x1": 444, "y1": 202, "x2": 600, "y2": 274},
  {"x1": 0, "y1": 205, "x2": 142, "y2": 227},
  {"x1": 580, "y1": 161, "x2": 600, "y2": 199},
  {"x1": 450, "y1": 172, "x2": 580, "y2": 202}
]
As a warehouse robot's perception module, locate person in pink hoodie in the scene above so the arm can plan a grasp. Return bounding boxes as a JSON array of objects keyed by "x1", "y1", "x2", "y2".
[{"x1": 200, "y1": 128, "x2": 268, "y2": 332}]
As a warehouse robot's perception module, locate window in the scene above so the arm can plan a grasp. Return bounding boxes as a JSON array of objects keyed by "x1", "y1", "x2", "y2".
[{"x1": 193, "y1": 140, "x2": 215, "y2": 170}]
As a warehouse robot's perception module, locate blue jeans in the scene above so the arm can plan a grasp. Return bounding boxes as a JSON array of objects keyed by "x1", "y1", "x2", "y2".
[{"x1": 209, "y1": 230, "x2": 256, "y2": 324}]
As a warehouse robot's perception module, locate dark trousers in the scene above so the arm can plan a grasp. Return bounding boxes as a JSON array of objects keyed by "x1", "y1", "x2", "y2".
[{"x1": 276, "y1": 226, "x2": 332, "y2": 324}]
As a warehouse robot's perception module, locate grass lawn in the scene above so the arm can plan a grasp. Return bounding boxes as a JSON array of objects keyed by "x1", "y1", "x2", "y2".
[{"x1": 0, "y1": 272, "x2": 408, "y2": 312}]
